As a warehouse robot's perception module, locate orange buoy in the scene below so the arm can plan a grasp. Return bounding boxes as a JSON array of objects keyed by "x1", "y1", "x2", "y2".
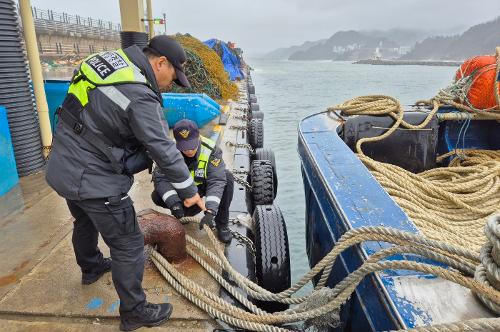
[{"x1": 455, "y1": 54, "x2": 500, "y2": 111}]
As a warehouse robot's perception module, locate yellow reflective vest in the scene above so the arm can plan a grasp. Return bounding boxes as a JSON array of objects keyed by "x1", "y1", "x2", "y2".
[
  {"x1": 191, "y1": 136, "x2": 216, "y2": 185},
  {"x1": 68, "y1": 49, "x2": 149, "y2": 107}
]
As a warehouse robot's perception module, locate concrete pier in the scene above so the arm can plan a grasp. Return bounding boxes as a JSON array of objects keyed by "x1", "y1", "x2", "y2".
[{"x1": 354, "y1": 59, "x2": 462, "y2": 66}]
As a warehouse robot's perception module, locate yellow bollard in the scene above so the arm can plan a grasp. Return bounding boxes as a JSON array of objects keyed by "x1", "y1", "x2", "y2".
[{"x1": 18, "y1": 0, "x2": 52, "y2": 158}]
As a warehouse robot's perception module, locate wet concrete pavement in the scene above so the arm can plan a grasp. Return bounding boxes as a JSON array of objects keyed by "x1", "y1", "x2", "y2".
[
  {"x1": 0, "y1": 80, "x2": 250, "y2": 331},
  {"x1": 0, "y1": 169, "x2": 223, "y2": 331}
]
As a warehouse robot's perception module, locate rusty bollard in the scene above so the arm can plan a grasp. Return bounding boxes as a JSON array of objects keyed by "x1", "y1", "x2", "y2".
[{"x1": 137, "y1": 209, "x2": 188, "y2": 263}]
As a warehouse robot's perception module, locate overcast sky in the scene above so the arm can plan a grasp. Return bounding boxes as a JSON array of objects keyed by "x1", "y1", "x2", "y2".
[{"x1": 31, "y1": 0, "x2": 500, "y2": 55}]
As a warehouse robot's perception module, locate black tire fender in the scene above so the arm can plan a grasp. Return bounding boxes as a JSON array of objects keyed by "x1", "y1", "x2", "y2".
[
  {"x1": 253, "y1": 148, "x2": 277, "y2": 197},
  {"x1": 250, "y1": 102, "x2": 260, "y2": 112},
  {"x1": 248, "y1": 118, "x2": 264, "y2": 149},
  {"x1": 253, "y1": 204, "x2": 291, "y2": 312},
  {"x1": 251, "y1": 111, "x2": 264, "y2": 121},
  {"x1": 249, "y1": 93, "x2": 257, "y2": 104},
  {"x1": 251, "y1": 160, "x2": 274, "y2": 205}
]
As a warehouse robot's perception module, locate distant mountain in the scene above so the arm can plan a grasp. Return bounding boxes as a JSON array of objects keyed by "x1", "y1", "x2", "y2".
[
  {"x1": 401, "y1": 17, "x2": 500, "y2": 60},
  {"x1": 288, "y1": 30, "x2": 400, "y2": 61},
  {"x1": 361, "y1": 29, "x2": 431, "y2": 48},
  {"x1": 262, "y1": 39, "x2": 327, "y2": 59}
]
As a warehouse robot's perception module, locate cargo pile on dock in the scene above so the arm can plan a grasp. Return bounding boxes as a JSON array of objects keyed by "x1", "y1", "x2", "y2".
[{"x1": 172, "y1": 34, "x2": 238, "y2": 101}]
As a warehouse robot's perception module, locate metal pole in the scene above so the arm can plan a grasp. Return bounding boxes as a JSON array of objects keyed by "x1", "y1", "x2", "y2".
[
  {"x1": 163, "y1": 13, "x2": 166, "y2": 34},
  {"x1": 18, "y1": 0, "x2": 52, "y2": 157},
  {"x1": 119, "y1": 0, "x2": 145, "y2": 32},
  {"x1": 146, "y1": 0, "x2": 154, "y2": 39}
]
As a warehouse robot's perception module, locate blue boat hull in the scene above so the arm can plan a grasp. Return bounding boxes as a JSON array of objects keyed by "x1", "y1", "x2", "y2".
[
  {"x1": 299, "y1": 113, "x2": 405, "y2": 331},
  {"x1": 298, "y1": 109, "x2": 499, "y2": 331}
]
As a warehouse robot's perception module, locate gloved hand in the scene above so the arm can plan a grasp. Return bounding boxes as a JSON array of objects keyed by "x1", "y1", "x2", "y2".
[
  {"x1": 199, "y1": 210, "x2": 215, "y2": 230},
  {"x1": 170, "y1": 202, "x2": 185, "y2": 219}
]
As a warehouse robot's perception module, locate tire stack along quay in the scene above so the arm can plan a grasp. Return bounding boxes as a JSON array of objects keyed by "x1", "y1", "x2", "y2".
[{"x1": 0, "y1": 0, "x2": 283, "y2": 330}]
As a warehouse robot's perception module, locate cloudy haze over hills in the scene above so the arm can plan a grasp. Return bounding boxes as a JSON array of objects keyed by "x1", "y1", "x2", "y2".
[
  {"x1": 32, "y1": 0, "x2": 500, "y2": 56},
  {"x1": 264, "y1": 17, "x2": 500, "y2": 61}
]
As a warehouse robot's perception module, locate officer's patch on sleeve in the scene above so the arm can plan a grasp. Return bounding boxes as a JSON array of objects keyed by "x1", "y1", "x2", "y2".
[{"x1": 210, "y1": 158, "x2": 221, "y2": 167}]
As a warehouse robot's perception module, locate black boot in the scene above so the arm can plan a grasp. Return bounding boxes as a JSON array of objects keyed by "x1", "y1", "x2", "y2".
[
  {"x1": 120, "y1": 302, "x2": 173, "y2": 331},
  {"x1": 82, "y1": 257, "x2": 112, "y2": 285},
  {"x1": 216, "y1": 224, "x2": 232, "y2": 243}
]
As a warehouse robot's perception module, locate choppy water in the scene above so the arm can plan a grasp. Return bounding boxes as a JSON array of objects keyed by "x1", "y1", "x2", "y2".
[{"x1": 246, "y1": 59, "x2": 457, "y2": 284}]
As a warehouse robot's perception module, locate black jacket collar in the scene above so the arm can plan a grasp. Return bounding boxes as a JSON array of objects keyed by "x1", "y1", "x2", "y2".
[{"x1": 123, "y1": 45, "x2": 163, "y2": 104}]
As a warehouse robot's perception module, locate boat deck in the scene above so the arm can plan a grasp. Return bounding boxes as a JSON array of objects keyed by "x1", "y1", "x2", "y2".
[
  {"x1": 0, "y1": 81, "x2": 251, "y2": 331},
  {"x1": 298, "y1": 111, "x2": 496, "y2": 330}
]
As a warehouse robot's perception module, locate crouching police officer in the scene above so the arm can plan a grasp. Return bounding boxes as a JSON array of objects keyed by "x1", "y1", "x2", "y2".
[
  {"x1": 46, "y1": 36, "x2": 205, "y2": 331},
  {"x1": 151, "y1": 119, "x2": 234, "y2": 243}
]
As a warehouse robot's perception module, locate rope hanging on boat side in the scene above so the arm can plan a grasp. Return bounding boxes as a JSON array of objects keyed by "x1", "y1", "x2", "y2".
[
  {"x1": 148, "y1": 216, "x2": 500, "y2": 332},
  {"x1": 327, "y1": 95, "x2": 500, "y2": 254}
]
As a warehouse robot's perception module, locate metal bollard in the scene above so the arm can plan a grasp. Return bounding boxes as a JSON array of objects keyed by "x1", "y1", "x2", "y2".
[{"x1": 138, "y1": 209, "x2": 188, "y2": 263}]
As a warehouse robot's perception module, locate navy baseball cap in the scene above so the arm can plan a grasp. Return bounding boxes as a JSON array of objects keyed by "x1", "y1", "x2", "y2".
[
  {"x1": 173, "y1": 119, "x2": 200, "y2": 151},
  {"x1": 147, "y1": 35, "x2": 191, "y2": 88}
]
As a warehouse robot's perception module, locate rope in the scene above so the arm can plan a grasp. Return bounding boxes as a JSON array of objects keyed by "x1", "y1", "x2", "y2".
[
  {"x1": 149, "y1": 220, "x2": 500, "y2": 331},
  {"x1": 359, "y1": 153, "x2": 500, "y2": 253},
  {"x1": 474, "y1": 214, "x2": 500, "y2": 313},
  {"x1": 327, "y1": 95, "x2": 500, "y2": 254}
]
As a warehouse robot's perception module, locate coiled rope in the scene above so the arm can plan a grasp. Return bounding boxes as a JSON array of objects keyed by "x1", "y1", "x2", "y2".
[
  {"x1": 325, "y1": 91, "x2": 500, "y2": 324},
  {"x1": 327, "y1": 96, "x2": 500, "y2": 254},
  {"x1": 149, "y1": 217, "x2": 500, "y2": 331}
]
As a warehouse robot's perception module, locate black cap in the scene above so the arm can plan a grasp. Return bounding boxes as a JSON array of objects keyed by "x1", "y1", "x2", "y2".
[
  {"x1": 147, "y1": 35, "x2": 191, "y2": 88},
  {"x1": 173, "y1": 119, "x2": 199, "y2": 151}
]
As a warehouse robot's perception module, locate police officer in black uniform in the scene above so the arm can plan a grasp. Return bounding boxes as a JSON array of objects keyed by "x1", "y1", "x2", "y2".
[
  {"x1": 151, "y1": 120, "x2": 234, "y2": 243},
  {"x1": 46, "y1": 36, "x2": 205, "y2": 331}
]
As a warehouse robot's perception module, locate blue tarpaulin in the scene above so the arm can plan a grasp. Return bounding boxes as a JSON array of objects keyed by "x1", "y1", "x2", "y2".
[
  {"x1": 162, "y1": 93, "x2": 220, "y2": 128},
  {"x1": 204, "y1": 39, "x2": 244, "y2": 81}
]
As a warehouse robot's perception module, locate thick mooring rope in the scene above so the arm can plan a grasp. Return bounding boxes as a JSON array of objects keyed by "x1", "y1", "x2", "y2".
[
  {"x1": 475, "y1": 214, "x2": 500, "y2": 313},
  {"x1": 328, "y1": 95, "x2": 500, "y2": 254},
  {"x1": 151, "y1": 219, "x2": 500, "y2": 331},
  {"x1": 145, "y1": 85, "x2": 500, "y2": 330}
]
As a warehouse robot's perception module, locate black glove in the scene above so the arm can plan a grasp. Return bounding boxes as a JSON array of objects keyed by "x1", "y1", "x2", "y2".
[
  {"x1": 170, "y1": 202, "x2": 185, "y2": 219},
  {"x1": 199, "y1": 210, "x2": 215, "y2": 230}
]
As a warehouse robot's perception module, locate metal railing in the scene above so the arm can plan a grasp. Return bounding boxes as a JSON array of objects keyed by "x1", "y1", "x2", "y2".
[
  {"x1": 30, "y1": 6, "x2": 121, "y2": 31},
  {"x1": 15, "y1": 6, "x2": 123, "y2": 60},
  {"x1": 17, "y1": 6, "x2": 121, "y2": 40}
]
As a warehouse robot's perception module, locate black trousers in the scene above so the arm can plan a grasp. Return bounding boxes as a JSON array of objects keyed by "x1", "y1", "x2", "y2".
[
  {"x1": 66, "y1": 195, "x2": 146, "y2": 315},
  {"x1": 151, "y1": 170, "x2": 234, "y2": 226}
]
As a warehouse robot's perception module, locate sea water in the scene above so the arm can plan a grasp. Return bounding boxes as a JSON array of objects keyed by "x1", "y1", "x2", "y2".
[{"x1": 246, "y1": 58, "x2": 456, "y2": 285}]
